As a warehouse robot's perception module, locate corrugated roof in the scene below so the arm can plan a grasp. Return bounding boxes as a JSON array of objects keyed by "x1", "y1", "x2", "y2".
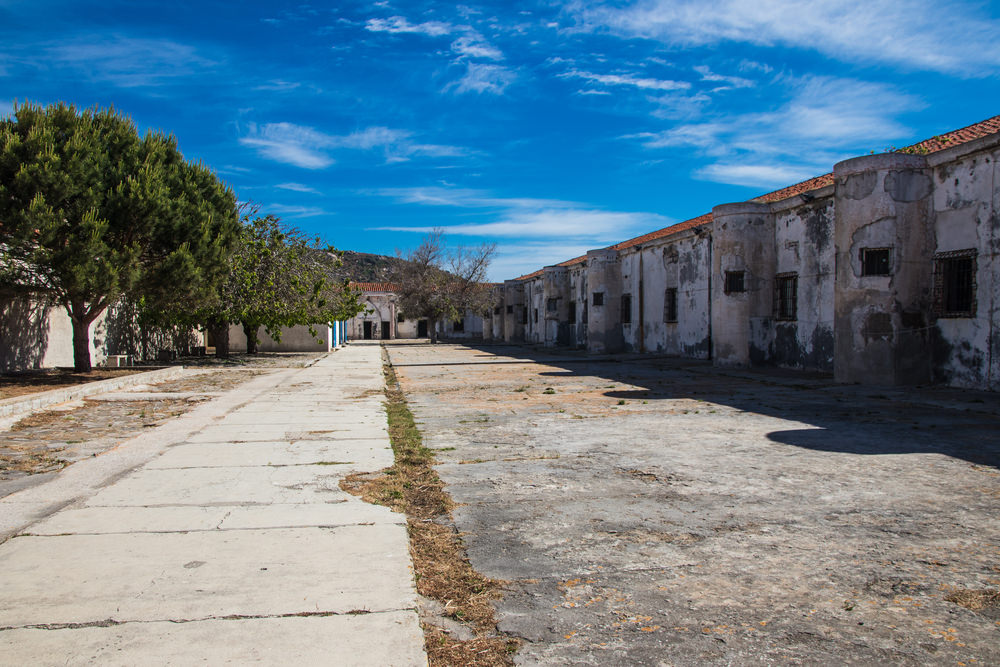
[{"x1": 507, "y1": 114, "x2": 1000, "y2": 283}]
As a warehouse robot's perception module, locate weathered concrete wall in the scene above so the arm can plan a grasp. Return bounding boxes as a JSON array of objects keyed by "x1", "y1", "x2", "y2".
[
  {"x1": 542, "y1": 266, "x2": 571, "y2": 347},
  {"x1": 346, "y1": 293, "x2": 398, "y2": 340},
  {"x1": 833, "y1": 153, "x2": 935, "y2": 385},
  {"x1": 523, "y1": 276, "x2": 545, "y2": 345},
  {"x1": 927, "y1": 142, "x2": 1000, "y2": 390},
  {"x1": 586, "y1": 249, "x2": 624, "y2": 354},
  {"x1": 769, "y1": 190, "x2": 836, "y2": 371},
  {"x1": 228, "y1": 323, "x2": 332, "y2": 353},
  {"x1": 439, "y1": 311, "x2": 485, "y2": 339},
  {"x1": 711, "y1": 202, "x2": 776, "y2": 366},
  {"x1": 569, "y1": 264, "x2": 588, "y2": 348},
  {"x1": 503, "y1": 280, "x2": 525, "y2": 342}
]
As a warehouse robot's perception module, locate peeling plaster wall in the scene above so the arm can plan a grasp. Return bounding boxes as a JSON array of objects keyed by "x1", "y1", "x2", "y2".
[
  {"x1": 524, "y1": 276, "x2": 545, "y2": 345},
  {"x1": 569, "y1": 265, "x2": 588, "y2": 348},
  {"x1": 586, "y1": 249, "x2": 624, "y2": 354},
  {"x1": 928, "y1": 144, "x2": 1000, "y2": 389},
  {"x1": 542, "y1": 267, "x2": 571, "y2": 347},
  {"x1": 503, "y1": 280, "x2": 525, "y2": 342},
  {"x1": 834, "y1": 153, "x2": 935, "y2": 385},
  {"x1": 770, "y1": 192, "x2": 836, "y2": 371}
]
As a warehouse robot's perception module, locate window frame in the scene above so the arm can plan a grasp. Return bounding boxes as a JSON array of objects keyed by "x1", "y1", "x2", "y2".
[
  {"x1": 724, "y1": 270, "x2": 746, "y2": 294},
  {"x1": 861, "y1": 247, "x2": 892, "y2": 277},
  {"x1": 933, "y1": 249, "x2": 977, "y2": 318},
  {"x1": 592, "y1": 291, "x2": 604, "y2": 307},
  {"x1": 774, "y1": 272, "x2": 798, "y2": 321},
  {"x1": 664, "y1": 287, "x2": 678, "y2": 323}
]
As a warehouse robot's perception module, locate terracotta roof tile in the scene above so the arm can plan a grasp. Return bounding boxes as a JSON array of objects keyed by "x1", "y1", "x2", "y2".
[{"x1": 349, "y1": 281, "x2": 398, "y2": 292}]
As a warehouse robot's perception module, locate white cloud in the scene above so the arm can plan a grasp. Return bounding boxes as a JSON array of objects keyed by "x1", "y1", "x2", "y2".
[
  {"x1": 693, "y1": 65, "x2": 754, "y2": 90},
  {"x1": 626, "y1": 75, "x2": 918, "y2": 187},
  {"x1": 561, "y1": 69, "x2": 690, "y2": 91},
  {"x1": 447, "y1": 63, "x2": 515, "y2": 95},
  {"x1": 240, "y1": 123, "x2": 336, "y2": 169},
  {"x1": 254, "y1": 80, "x2": 302, "y2": 91},
  {"x1": 576, "y1": 0, "x2": 1000, "y2": 76},
  {"x1": 240, "y1": 123, "x2": 468, "y2": 168},
  {"x1": 365, "y1": 16, "x2": 453, "y2": 37},
  {"x1": 46, "y1": 37, "x2": 214, "y2": 87},
  {"x1": 267, "y1": 204, "x2": 328, "y2": 218},
  {"x1": 696, "y1": 163, "x2": 820, "y2": 188},
  {"x1": 451, "y1": 34, "x2": 504, "y2": 60},
  {"x1": 276, "y1": 182, "x2": 322, "y2": 194}
]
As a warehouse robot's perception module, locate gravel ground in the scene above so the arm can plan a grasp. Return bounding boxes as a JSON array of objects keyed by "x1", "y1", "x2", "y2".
[{"x1": 386, "y1": 340, "x2": 1000, "y2": 666}]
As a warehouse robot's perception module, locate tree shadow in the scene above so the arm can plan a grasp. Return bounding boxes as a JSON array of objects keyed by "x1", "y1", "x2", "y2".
[{"x1": 0, "y1": 292, "x2": 51, "y2": 372}]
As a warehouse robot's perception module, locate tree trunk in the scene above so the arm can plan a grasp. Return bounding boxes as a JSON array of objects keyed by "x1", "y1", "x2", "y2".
[
  {"x1": 212, "y1": 323, "x2": 230, "y2": 358},
  {"x1": 71, "y1": 316, "x2": 93, "y2": 372},
  {"x1": 242, "y1": 322, "x2": 259, "y2": 355}
]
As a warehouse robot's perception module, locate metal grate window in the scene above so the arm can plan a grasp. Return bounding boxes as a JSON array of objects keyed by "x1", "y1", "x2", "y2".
[
  {"x1": 724, "y1": 271, "x2": 745, "y2": 294},
  {"x1": 621, "y1": 294, "x2": 632, "y2": 324},
  {"x1": 775, "y1": 273, "x2": 798, "y2": 321},
  {"x1": 664, "y1": 288, "x2": 678, "y2": 323},
  {"x1": 861, "y1": 248, "x2": 892, "y2": 276},
  {"x1": 933, "y1": 249, "x2": 977, "y2": 317},
  {"x1": 592, "y1": 291, "x2": 604, "y2": 306}
]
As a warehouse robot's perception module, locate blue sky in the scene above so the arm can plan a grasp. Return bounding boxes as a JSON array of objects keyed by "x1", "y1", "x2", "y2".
[{"x1": 2, "y1": 0, "x2": 999, "y2": 280}]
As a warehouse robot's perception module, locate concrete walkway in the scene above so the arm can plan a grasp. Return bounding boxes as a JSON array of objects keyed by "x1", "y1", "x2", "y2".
[{"x1": 0, "y1": 344, "x2": 425, "y2": 666}]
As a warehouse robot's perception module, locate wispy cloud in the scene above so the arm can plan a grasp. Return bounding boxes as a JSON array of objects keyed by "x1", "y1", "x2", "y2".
[
  {"x1": 276, "y1": 182, "x2": 322, "y2": 194},
  {"x1": 693, "y1": 65, "x2": 754, "y2": 91},
  {"x1": 446, "y1": 63, "x2": 516, "y2": 95},
  {"x1": 371, "y1": 187, "x2": 670, "y2": 247},
  {"x1": 254, "y1": 80, "x2": 302, "y2": 91},
  {"x1": 240, "y1": 123, "x2": 468, "y2": 168},
  {"x1": 575, "y1": 0, "x2": 1000, "y2": 76},
  {"x1": 267, "y1": 204, "x2": 329, "y2": 218},
  {"x1": 451, "y1": 33, "x2": 504, "y2": 60},
  {"x1": 561, "y1": 69, "x2": 689, "y2": 91},
  {"x1": 365, "y1": 15, "x2": 454, "y2": 37},
  {"x1": 46, "y1": 36, "x2": 214, "y2": 87},
  {"x1": 626, "y1": 75, "x2": 918, "y2": 187}
]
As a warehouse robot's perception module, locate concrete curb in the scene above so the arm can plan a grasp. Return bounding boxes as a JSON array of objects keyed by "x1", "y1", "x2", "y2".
[{"x1": 0, "y1": 366, "x2": 187, "y2": 420}]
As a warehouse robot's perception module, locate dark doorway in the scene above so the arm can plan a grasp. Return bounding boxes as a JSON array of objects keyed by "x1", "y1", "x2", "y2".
[
  {"x1": 381, "y1": 321, "x2": 390, "y2": 339},
  {"x1": 363, "y1": 321, "x2": 373, "y2": 340},
  {"x1": 417, "y1": 320, "x2": 428, "y2": 338}
]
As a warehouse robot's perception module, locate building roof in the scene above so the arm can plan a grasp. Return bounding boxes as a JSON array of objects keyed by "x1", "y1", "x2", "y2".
[
  {"x1": 509, "y1": 114, "x2": 1000, "y2": 283},
  {"x1": 350, "y1": 281, "x2": 398, "y2": 292}
]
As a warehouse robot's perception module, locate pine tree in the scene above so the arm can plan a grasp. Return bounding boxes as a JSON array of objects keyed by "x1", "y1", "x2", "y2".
[{"x1": 0, "y1": 102, "x2": 239, "y2": 370}]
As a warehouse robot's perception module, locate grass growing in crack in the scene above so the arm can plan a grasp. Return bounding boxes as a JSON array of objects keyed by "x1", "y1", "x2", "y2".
[{"x1": 340, "y1": 357, "x2": 519, "y2": 666}]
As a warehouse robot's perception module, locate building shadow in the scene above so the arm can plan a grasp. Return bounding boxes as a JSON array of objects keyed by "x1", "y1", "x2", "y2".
[
  {"x1": 448, "y1": 343, "x2": 1000, "y2": 468},
  {"x1": 0, "y1": 292, "x2": 51, "y2": 372}
]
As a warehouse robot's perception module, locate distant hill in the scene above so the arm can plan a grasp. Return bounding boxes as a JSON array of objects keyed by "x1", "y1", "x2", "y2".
[{"x1": 330, "y1": 250, "x2": 409, "y2": 284}]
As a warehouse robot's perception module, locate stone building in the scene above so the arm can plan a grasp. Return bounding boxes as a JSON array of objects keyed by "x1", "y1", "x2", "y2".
[
  {"x1": 344, "y1": 282, "x2": 485, "y2": 341},
  {"x1": 485, "y1": 115, "x2": 1000, "y2": 391}
]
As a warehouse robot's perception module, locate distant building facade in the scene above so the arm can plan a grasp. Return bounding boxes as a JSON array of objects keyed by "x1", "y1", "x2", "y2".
[
  {"x1": 344, "y1": 282, "x2": 484, "y2": 341},
  {"x1": 485, "y1": 115, "x2": 1000, "y2": 391}
]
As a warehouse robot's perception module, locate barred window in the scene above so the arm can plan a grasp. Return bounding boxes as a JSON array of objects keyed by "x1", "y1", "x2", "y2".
[
  {"x1": 775, "y1": 273, "x2": 798, "y2": 321},
  {"x1": 664, "y1": 288, "x2": 678, "y2": 323},
  {"x1": 724, "y1": 271, "x2": 745, "y2": 294},
  {"x1": 934, "y1": 249, "x2": 976, "y2": 317},
  {"x1": 621, "y1": 294, "x2": 632, "y2": 324},
  {"x1": 592, "y1": 291, "x2": 604, "y2": 306},
  {"x1": 861, "y1": 248, "x2": 892, "y2": 276}
]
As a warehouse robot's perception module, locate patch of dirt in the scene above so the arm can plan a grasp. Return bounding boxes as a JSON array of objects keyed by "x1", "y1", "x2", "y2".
[
  {"x1": 340, "y1": 357, "x2": 519, "y2": 666},
  {"x1": 0, "y1": 369, "x2": 147, "y2": 400},
  {"x1": 150, "y1": 370, "x2": 267, "y2": 393},
  {"x1": 946, "y1": 588, "x2": 1000, "y2": 619}
]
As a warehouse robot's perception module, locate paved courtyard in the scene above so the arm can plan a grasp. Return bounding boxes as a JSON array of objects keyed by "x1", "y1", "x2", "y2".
[
  {"x1": 0, "y1": 344, "x2": 424, "y2": 666},
  {"x1": 387, "y1": 341, "x2": 1000, "y2": 666}
]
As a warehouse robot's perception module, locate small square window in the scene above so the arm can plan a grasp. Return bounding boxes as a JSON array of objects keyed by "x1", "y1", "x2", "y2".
[
  {"x1": 934, "y1": 249, "x2": 976, "y2": 317},
  {"x1": 724, "y1": 271, "x2": 745, "y2": 294},
  {"x1": 592, "y1": 292, "x2": 604, "y2": 306},
  {"x1": 664, "y1": 288, "x2": 678, "y2": 323},
  {"x1": 506, "y1": 304, "x2": 513, "y2": 314},
  {"x1": 493, "y1": 306, "x2": 500, "y2": 315},
  {"x1": 546, "y1": 298, "x2": 558, "y2": 313},
  {"x1": 775, "y1": 273, "x2": 798, "y2": 321},
  {"x1": 453, "y1": 318, "x2": 464, "y2": 332},
  {"x1": 621, "y1": 294, "x2": 632, "y2": 324},
  {"x1": 397, "y1": 312, "x2": 405, "y2": 323},
  {"x1": 861, "y1": 248, "x2": 892, "y2": 276}
]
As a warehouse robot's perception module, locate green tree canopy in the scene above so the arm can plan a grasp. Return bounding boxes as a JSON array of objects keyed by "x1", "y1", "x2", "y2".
[{"x1": 0, "y1": 102, "x2": 240, "y2": 370}]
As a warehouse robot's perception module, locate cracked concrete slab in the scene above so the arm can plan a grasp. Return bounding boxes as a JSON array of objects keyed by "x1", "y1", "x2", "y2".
[
  {"x1": 0, "y1": 343, "x2": 425, "y2": 665},
  {"x1": 386, "y1": 341, "x2": 1000, "y2": 667}
]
